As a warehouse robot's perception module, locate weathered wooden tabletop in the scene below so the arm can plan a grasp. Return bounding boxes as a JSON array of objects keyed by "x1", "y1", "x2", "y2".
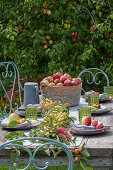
[
  {"x1": 0, "y1": 98, "x2": 113, "y2": 169},
  {"x1": 82, "y1": 99, "x2": 113, "y2": 170}
]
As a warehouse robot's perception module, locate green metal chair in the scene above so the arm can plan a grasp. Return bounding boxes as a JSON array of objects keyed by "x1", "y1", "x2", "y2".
[
  {"x1": 0, "y1": 62, "x2": 74, "y2": 169},
  {"x1": 78, "y1": 68, "x2": 109, "y2": 93},
  {"x1": 0, "y1": 137, "x2": 74, "y2": 170},
  {"x1": 0, "y1": 61, "x2": 23, "y2": 120}
]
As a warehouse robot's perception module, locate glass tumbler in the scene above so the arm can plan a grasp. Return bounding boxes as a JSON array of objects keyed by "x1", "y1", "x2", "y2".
[
  {"x1": 78, "y1": 106, "x2": 91, "y2": 124},
  {"x1": 88, "y1": 93, "x2": 99, "y2": 106},
  {"x1": 104, "y1": 86, "x2": 113, "y2": 98},
  {"x1": 25, "y1": 105, "x2": 37, "y2": 120}
]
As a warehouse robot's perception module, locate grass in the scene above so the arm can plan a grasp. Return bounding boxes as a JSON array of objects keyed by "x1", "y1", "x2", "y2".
[{"x1": 0, "y1": 166, "x2": 93, "y2": 170}]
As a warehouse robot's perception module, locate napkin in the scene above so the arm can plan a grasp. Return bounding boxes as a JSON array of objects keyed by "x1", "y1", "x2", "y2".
[
  {"x1": 99, "y1": 93, "x2": 109, "y2": 99},
  {"x1": 91, "y1": 105, "x2": 108, "y2": 113},
  {"x1": 1, "y1": 117, "x2": 30, "y2": 128}
]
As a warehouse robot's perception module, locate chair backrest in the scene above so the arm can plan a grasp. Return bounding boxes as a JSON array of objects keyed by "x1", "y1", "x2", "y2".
[
  {"x1": 0, "y1": 61, "x2": 23, "y2": 120},
  {"x1": 0, "y1": 137, "x2": 74, "y2": 170},
  {"x1": 78, "y1": 68, "x2": 109, "y2": 93}
]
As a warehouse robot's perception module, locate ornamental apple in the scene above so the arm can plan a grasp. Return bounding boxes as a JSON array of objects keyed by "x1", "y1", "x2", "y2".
[
  {"x1": 56, "y1": 82, "x2": 64, "y2": 86},
  {"x1": 82, "y1": 116, "x2": 91, "y2": 126},
  {"x1": 60, "y1": 75, "x2": 67, "y2": 83},
  {"x1": 96, "y1": 124, "x2": 102, "y2": 129},
  {"x1": 64, "y1": 79, "x2": 72, "y2": 86}
]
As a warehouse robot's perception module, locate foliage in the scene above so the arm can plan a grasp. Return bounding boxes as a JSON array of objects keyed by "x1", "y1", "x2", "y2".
[{"x1": 0, "y1": 0, "x2": 112, "y2": 82}]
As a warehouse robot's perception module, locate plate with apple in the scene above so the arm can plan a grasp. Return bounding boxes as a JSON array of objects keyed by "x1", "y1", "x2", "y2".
[
  {"x1": 89, "y1": 104, "x2": 113, "y2": 115},
  {"x1": 83, "y1": 91, "x2": 112, "y2": 102},
  {"x1": 69, "y1": 116, "x2": 110, "y2": 135},
  {"x1": 1, "y1": 113, "x2": 40, "y2": 130}
]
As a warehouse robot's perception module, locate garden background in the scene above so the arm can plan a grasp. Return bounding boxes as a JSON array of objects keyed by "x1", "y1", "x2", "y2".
[{"x1": 0, "y1": 0, "x2": 113, "y2": 98}]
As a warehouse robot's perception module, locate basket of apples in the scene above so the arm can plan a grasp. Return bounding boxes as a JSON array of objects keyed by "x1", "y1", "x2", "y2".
[{"x1": 40, "y1": 72, "x2": 82, "y2": 106}]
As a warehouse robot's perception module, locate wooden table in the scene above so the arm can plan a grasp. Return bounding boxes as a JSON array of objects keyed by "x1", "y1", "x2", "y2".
[
  {"x1": 0, "y1": 98, "x2": 113, "y2": 169},
  {"x1": 82, "y1": 99, "x2": 113, "y2": 170}
]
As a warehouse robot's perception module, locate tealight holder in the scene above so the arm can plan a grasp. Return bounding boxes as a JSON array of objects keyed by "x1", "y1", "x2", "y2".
[
  {"x1": 104, "y1": 86, "x2": 113, "y2": 98},
  {"x1": 78, "y1": 106, "x2": 91, "y2": 124},
  {"x1": 88, "y1": 93, "x2": 99, "y2": 106},
  {"x1": 25, "y1": 105, "x2": 37, "y2": 120}
]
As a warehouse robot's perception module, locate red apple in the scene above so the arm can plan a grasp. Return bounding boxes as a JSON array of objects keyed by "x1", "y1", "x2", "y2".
[
  {"x1": 92, "y1": 120, "x2": 98, "y2": 127},
  {"x1": 56, "y1": 83, "x2": 64, "y2": 86},
  {"x1": 47, "y1": 10, "x2": 51, "y2": 15},
  {"x1": 64, "y1": 73, "x2": 71, "y2": 79},
  {"x1": 56, "y1": 72, "x2": 63, "y2": 79},
  {"x1": 54, "y1": 79, "x2": 61, "y2": 85},
  {"x1": 60, "y1": 75, "x2": 67, "y2": 83},
  {"x1": 82, "y1": 116, "x2": 91, "y2": 126},
  {"x1": 72, "y1": 37, "x2": 77, "y2": 42},
  {"x1": 40, "y1": 79, "x2": 49, "y2": 86},
  {"x1": 49, "y1": 40, "x2": 53, "y2": 44},
  {"x1": 18, "y1": 25, "x2": 23, "y2": 30},
  {"x1": 74, "y1": 32, "x2": 78, "y2": 36},
  {"x1": 43, "y1": 40, "x2": 47, "y2": 44},
  {"x1": 68, "y1": 77, "x2": 72, "y2": 81},
  {"x1": 46, "y1": 76, "x2": 54, "y2": 83},
  {"x1": 64, "y1": 79, "x2": 72, "y2": 86},
  {"x1": 74, "y1": 77, "x2": 81, "y2": 85},
  {"x1": 49, "y1": 82, "x2": 55, "y2": 86},
  {"x1": 71, "y1": 80, "x2": 77, "y2": 86},
  {"x1": 44, "y1": 45, "x2": 48, "y2": 49},
  {"x1": 53, "y1": 73, "x2": 58, "y2": 80},
  {"x1": 96, "y1": 92, "x2": 100, "y2": 95},
  {"x1": 43, "y1": 9, "x2": 47, "y2": 14}
]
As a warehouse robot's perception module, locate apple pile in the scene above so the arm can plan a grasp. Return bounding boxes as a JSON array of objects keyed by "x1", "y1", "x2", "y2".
[
  {"x1": 40, "y1": 72, "x2": 81, "y2": 87},
  {"x1": 82, "y1": 116, "x2": 102, "y2": 129}
]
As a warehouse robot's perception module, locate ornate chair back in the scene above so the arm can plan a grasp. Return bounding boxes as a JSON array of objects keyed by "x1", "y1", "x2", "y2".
[
  {"x1": 0, "y1": 61, "x2": 23, "y2": 121},
  {"x1": 0, "y1": 137, "x2": 74, "y2": 170},
  {"x1": 78, "y1": 68, "x2": 109, "y2": 94}
]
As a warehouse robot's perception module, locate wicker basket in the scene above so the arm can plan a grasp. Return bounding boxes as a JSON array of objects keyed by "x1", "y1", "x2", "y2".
[{"x1": 40, "y1": 83, "x2": 82, "y2": 106}]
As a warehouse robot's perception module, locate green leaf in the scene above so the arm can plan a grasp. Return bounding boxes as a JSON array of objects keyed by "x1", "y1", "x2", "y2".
[
  {"x1": 7, "y1": 121, "x2": 17, "y2": 128},
  {"x1": 80, "y1": 160, "x2": 86, "y2": 170},
  {"x1": 10, "y1": 149, "x2": 20, "y2": 165},
  {"x1": 45, "y1": 149, "x2": 50, "y2": 156},
  {"x1": 82, "y1": 150, "x2": 90, "y2": 158},
  {"x1": 72, "y1": 136, "x2": 77, "y2": 144},
  {"x1": 109, "y1": 14, "x2": 113, "y2": 20},
  {"x1": 10, "y1": 35, "x2": 14, "y2": 40},
  {"x1": 4, "y1": 131, "x2": 26, "y2": 140},
  {"x1": 54, "y1": 149, "x2": 63, "y2": 159}
]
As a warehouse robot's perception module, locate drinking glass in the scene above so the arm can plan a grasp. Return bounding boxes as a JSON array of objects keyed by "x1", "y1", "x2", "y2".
[
  {"x1": 88, "y1": 93, "x2": 99, "y2": 106},
  {"x1": 104, "y1": 86, "x2": 113, "y2": 98},
  {"x1": 78, "y1": 106, "x2": 91, "y2": 124},
  {"x1": 25, "y1": 105, "x2": 37, "y2": 120}
]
